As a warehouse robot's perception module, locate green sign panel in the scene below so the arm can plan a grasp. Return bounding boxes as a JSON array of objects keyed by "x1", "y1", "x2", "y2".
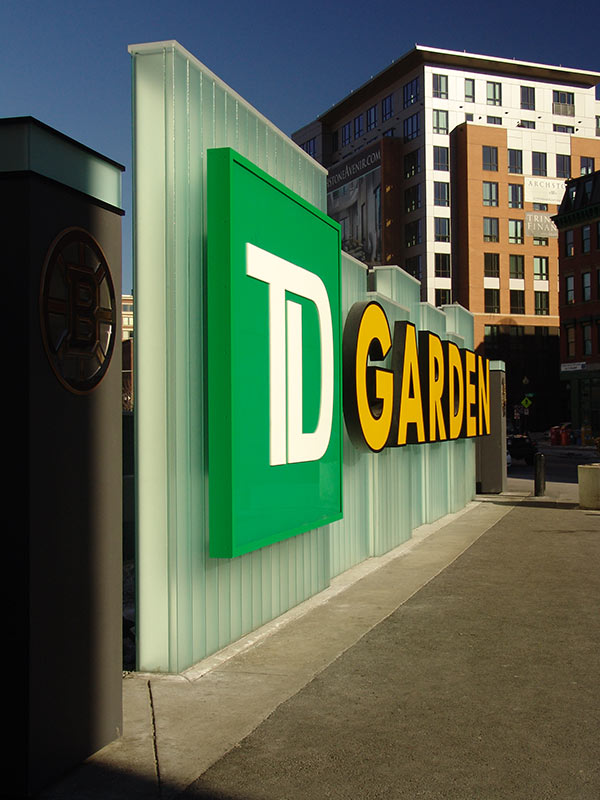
[{"x1": 207, "y1": 148, "x2": 343, "y2": 557}]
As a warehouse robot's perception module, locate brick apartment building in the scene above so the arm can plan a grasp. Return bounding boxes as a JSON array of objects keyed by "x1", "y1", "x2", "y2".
[
  {"x1": 293, "y1": 46, "x2": 600, "y2": 427},
  {"x1": 553, "y1": 170, "x2": 600, "y2": 431}
]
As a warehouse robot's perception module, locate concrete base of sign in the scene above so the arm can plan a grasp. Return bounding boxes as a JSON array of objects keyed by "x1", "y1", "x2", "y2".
[{"x1": 578, "y1": 464, "x2": 600, "y2": 509}]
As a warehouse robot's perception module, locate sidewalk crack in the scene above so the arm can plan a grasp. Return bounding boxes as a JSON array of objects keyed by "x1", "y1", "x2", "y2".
[{"x1": 148, "y1": 679, "x2": 162, "y2": 799}]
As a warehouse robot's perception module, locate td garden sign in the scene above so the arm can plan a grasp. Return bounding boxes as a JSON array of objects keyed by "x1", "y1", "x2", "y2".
[{"x1": 208, "y1": 148, "x2": 490, "y2": 558}]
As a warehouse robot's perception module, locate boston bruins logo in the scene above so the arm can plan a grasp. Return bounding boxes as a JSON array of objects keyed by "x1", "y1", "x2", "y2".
[{"x1": 40, "y1": 228, "x2": 116, "y2": 394}]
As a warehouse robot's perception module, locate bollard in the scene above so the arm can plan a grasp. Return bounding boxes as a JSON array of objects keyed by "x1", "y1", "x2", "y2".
[
  {"x1": 534, "y1": 452, "x2": 546, "y2": 496},
  {"x1": 578, "y1": 464, "x2": 600, "y2": 509}
]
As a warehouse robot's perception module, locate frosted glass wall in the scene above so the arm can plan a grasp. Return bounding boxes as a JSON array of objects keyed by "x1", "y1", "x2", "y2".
[
  {"x1": 131, "y1": 41, "x2": 476, "y2": 672},
  {"x1": 328, "y1": 262, "x2": 475, "y2": 571}
]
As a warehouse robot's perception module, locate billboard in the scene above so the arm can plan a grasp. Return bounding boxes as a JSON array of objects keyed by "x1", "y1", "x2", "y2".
[
  {"x1": 525, "y1": 212, "x2": 558, "y2": 238},
  {"x1": 524, "y1": 177, "x2": 566, "y2": 205},
  {"x1": 327, "y1": 142, "x2": 382, "y2": 267}
]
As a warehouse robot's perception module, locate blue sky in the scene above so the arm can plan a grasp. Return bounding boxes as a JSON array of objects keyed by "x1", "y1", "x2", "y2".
[{"x1": 2, "y1": 0, "x2": 598, "y2": 292}]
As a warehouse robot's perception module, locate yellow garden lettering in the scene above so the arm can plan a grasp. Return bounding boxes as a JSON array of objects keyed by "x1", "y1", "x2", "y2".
[{"x1": 343, "y1": 300, "x2": 491, "y2": 452}]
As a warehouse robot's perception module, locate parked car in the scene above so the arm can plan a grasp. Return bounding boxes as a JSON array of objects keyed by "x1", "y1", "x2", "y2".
[{"x1": 507, "y1": 434, "x2": 537, "y2": 465}]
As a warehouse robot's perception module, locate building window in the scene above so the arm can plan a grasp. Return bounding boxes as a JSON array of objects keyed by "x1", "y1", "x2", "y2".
[
  {"x1": 432, "y1": 74, "x2": 448, "y2": 99},
  {"x1": 434, "y1": 146, "x2": 449, "y2": 171},
  {"x1": 383, "y1": 128, "x2": 395, "y2": 137},
  {"x1": 483, "y1": 217, "x2": 499, "y2": 242},
  {"x1": 339, "y1": 216, "x2": 349, "y2": 241},
  {"x1": 521, "y1": 86, "x2": 535, "y2": 110},
  {"x1": 510, "y1": 290, "x2": 525, "y2": 314},
  {"x1": 508, "y1": 149, "x2": 522, "y2": 174},
  {"x1": 404, "y1": 184, "x2": 421, "y2": 213},
  {"x1": 465, "y1": 112, "x2": 474, "y2": 121},
  {"x1": 354, "y1": 114, "x2": 364, "y2": 139},
  {"x1": 533, "y1": 203, "x2": 548, "y2": 211},
  {"x1": 382, "y1": 94, "x2": 393, "y2": 121},
  {"x1": 532, "y1": 152, "x2": 547, "y2": 176},
  {"x1": 582, "y1": 271, "x2": 592, "y2": 301},
  {"x1": 403, "y1": 112, "x2": 420, "y2": 141},
  {"x1": 487, "y1": 116, "x2": 502, "y2": 125},
  {"x1": 534, "y1": 256, "x2": 549, "y2": 280},
  {"x1": 508, "y1": 184, "x2": 523, "y2": 209},
  {"x1": 583, "y1": 225, "x2": 591, "y2": 253},
  {"x1": 553, "y1": 124, "x2": 574, "y2": 133},
  {"x1": 565, "y1": 275, "x2": 575, "y2": 304},
  {"x1": 519, "y1": 120, "x2": 535, "y2": 129},
  {"x1": 553, "y1": 90, "x2": 575, "y2": 116},
  {"x1": 404, "y1": 149, "x2": 421, "y2": 177},
  {"x1": 434, "y1": 217, "x2": 450, "y2": 242},
  {"x1": 508, "y1": 219, "x2": 524, "y2": 244},
  {"x1": 487, "y1": 81, "x2": 502, "y2": 106},
  {"x1": 581, "y1": 156, "x2": 595, "y2": 175},
  {"x1": 597, "y1": 115, "x2": 600, "y2": 135},
  {"x1": 565, "y1": 229, "x2": 575, "y2": 257},
  {"x1": 435, "y1": 253, "x2": 451, "y2": 277},
  {"x1": 405, "y1": 219, "x2": 422, "y2": 247},
  {"x1": 510, "y1": 254, "x2": 524, "y2": 279},
  {"x1": 483, "y1": 181, "x2": 498, "y2": 206},
  {"x1": 533, "y1": 237, "x2": 548, "y2": 246},
  {"x1": 403, "y1": 78, "x2": 420, "y2": 108},
  {"x1": 535, "y1": 291, "x2": 549, "y2": 315},
  {"x1": 464, "y1": 78, "x2": 475, "y2": 102},
  {"x1": 435, "y1": 289, "x2": 451, "y2": 307},
  {"x1": 434, "y1": 181, "x2": 450, "y2": 206},
  {"x1": 405, "y1": 255, "x2": 421, "y2": 279},
  {"x1": 341, "y1": 122, "x2": 351, "y2": 146},
  {"x1": 583, "y1": 324, "x2": 592, "y2": 355},
  {"x1": 556, "y1": 154, "x2": 571, "y2": 179},
  {"x1": 568, "y1": 184, "x2": 579, "y2": 205},
  {"x1": 484, "y1": 252, "x2": 500, "y2": 277},
  {"x1": 485, "y1": 289, "x2": 500, "y2": 313},
  {"x1": 366, "y1": 105, "x2": 377, "y2": 131},
  {"x1": 483, "y1": 145, "x2": 498, "y2": 171},
  {"x1": 301, "y1": 137, "x2": 316, "y2": 158},
  {"x1": 567, "y1": 326, "x2": 576, "y2": 357},
  {"x1": 433, "y1": 109, "x2": 448, "y2": 134}
]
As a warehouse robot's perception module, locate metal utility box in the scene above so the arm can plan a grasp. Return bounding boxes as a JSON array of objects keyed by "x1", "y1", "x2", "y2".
[{"x1": 476, "y1": 361, "x2": 507, "y2": 494}]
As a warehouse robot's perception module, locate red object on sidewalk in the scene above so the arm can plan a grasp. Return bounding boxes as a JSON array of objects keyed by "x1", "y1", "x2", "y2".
[
  {"x1": 560, "y1": 429, "x2": 571, "y2": 446},
  {"x1": 550, "y1": 427, "x2": 561, "y2": 446}
]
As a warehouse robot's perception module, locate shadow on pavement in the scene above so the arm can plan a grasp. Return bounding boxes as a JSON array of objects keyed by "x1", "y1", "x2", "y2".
[
  {"x1": 477, "y1": 496, "x2": 579, "y2": 510},
  {"x1": 36, "y1": 760, "x2": 256, "y2": 800}
]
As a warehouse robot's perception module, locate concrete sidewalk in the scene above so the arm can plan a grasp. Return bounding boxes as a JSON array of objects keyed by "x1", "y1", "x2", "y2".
[{"x1": 40, "y1": 478, "x2": 600, "y2": 799}]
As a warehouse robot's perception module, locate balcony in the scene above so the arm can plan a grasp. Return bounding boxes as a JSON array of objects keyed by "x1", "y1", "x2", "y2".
[{"x1": 552, "y1": 102, "x2": 575, "y2": 117}]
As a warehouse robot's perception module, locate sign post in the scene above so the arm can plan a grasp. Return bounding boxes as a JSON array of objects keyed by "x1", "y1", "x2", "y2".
[{"x1": 2, "y1": 117, "x2": 124, "y2": 796}]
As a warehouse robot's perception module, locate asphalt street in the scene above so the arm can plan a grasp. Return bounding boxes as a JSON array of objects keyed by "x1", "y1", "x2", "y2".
[{"x1": 510, "y1": 440, "x2": 599, "y2": 483}]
